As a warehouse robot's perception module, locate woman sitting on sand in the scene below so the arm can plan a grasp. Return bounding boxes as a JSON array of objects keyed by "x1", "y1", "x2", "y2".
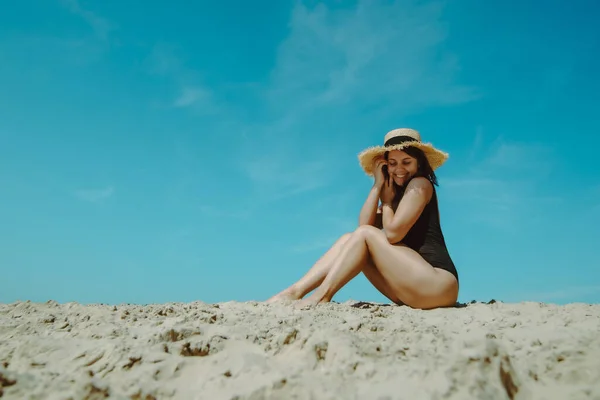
[{"x1": 268, "y1": 128, "x2": 459, "y2": 309}]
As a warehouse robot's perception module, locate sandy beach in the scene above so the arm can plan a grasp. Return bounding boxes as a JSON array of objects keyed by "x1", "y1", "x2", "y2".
[{"x1": 1, "y1": 299, "x2": 599, "y2": 399}]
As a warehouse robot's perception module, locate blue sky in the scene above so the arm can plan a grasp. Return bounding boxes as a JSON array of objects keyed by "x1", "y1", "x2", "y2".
[{"x1": 1, "y1": 0, "x2": 599, "y2": 306}]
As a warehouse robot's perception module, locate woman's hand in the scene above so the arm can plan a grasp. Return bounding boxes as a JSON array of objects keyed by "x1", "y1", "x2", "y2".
[
  {"x1": 372, "y1": 157, "x2": 387, "y2": 188},
  {"x1": 380, "y1": 175, "x2": 396, "y2": 205}
]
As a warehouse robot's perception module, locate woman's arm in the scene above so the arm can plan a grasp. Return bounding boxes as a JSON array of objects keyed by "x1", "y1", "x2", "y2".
[
  {"x1": 381, "y1": 177, "x2": 433, "y2": 243},
  {"x1": 358, "y1": 184, "x2": 383, "y2": 227},
  {"x1": 359, "y1": 157, "x2": 386, "y2": 228}
]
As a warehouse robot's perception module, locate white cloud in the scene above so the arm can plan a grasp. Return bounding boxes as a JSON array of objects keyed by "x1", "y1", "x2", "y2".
[
  {"x1": 234, "y1": 0, "x2": 479, "y2": 202},
  {"x1": 266, "y1": 0, "x2": 479, "y2": 115},
  {"x1": 468, "y1": 126, "x2": 484, "y2": 161},
  {"x1": 135, "y1": 1, "x2": 481, "y2": 206},
  {"x1": 442, "y1": 138, "x2": 558, "y2": 229},
  {"x1": 60, "y1": 0, "x2": 113, "y2": 42},
  {"x1": 145, "y1": 44, "x2": 216, "y2": 113},
  {"x1": 74, "y1": 186, "x2": 114, "y2": 203},
  {"x1": 244, "y1": 155, "x2": 332, "y2": 201},
  {"x1": 485, "y1": 141, "x2": 554, "y2": 175},
  {"x1": 145, "y1": 42, "x2": 184, "y2": 76},
  {"x1": 1, "y1": 1, "x2": 113, "y2": 67},
  {"x1": 141, "y1": 0, "x2": 481, "y2": 208},
  {"x1": 173, "y1": 86, "x2": 212, "y2": 108}
]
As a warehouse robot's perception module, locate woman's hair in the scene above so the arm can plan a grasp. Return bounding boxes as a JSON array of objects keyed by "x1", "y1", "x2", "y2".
[
  {"x1": 400, "y1": 146, "x2": 438, "y2": 186},
  {"x1": 384, "y1": 146, "x2": 438, "y2": 194}
]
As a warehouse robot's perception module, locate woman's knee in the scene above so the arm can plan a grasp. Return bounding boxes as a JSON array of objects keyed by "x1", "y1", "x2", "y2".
[
  {"x1": 355, "y1": 224, "x2": 380, "y2": 234},
  {"x1": 353, "y1": 224, "x2": 383, "y2": 241},
  {"x1": 338, "y1": 232, "x2": 353, "y2": 244},
  {"x1": 339, "y1": 226, "x2": 382, "y2": 250}
]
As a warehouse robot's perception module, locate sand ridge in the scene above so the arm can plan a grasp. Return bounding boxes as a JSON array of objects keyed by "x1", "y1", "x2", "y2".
[{"x1": 1, "y1": 300, "x2": 599, "y2": 399}]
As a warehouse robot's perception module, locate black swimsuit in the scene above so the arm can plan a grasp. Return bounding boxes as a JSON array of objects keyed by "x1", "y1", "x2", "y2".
[{"x1": 399, "y1": 188, "x2": 459, "y2": 282}]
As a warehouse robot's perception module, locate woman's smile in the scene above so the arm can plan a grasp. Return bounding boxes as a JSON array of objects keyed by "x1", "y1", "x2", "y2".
[
  {"x1": 391, "y1": 171, "x2": 406, "y2": 183},
  {"x1": 385, "y1": 149, "x2": 419, "y2": 186}
]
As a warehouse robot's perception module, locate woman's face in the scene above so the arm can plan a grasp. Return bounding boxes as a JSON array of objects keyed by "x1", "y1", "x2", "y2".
[{"x1": 386, "y1": 150, "x2": 418, "y2": 186}]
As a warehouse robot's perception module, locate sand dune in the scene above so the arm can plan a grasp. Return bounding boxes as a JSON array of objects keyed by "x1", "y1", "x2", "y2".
[{"x1": 1, "y1": 299, "x2": 599, "y2": 399}]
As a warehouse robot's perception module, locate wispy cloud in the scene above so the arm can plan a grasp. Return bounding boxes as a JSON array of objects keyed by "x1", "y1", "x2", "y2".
[
  {"x1": 468, "y1": 126, "x2": 484, "y2": 161},
  {"x1": 145, "y1": 42, "x2": 184, "y2": 76},
  {"x1": 443, "y1": 137, "x2": 559, "y2": 229},
  {"x1": 233, "y1": 0, "x2": 479, "y2": 203},
  {"x1": 147, "y1": 0, "x2": 481, "y2": 209},
  {"x1": 290, "y1": 214, "x2": 357, "y2": 253},
  {"x1": 60, "y1": 0, "x2": 114, "y2": 42},
  {"x1": 244, "y1": 156, "x2": 333, "y2": 201},
  {"x1": 74, "y1": 186, "x2": 114, "y2": 203},
  {"x1": 485, "y1": 141, "x2": 554, "y2": 175},
  {"x1": 145, "y1": 43, "x2": 217, "y2": 113},
  {"x1": 266, "y1": 0, "x2": 479, "y2": 116},
  {"x1": 173, "y1": 86, "x2": 212, "y2": 108},
  {"x1": 1, "y1": 1, "x2": 113, "y2": 67}
]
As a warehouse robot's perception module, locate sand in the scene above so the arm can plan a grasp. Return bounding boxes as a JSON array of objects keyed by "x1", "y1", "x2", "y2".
[{"x1": 1, "y1": 299, "x2": 599, "y2": 400}]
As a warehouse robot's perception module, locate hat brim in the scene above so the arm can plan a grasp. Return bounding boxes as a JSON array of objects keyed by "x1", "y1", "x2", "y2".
[{"x1": 358, "y1": 141, "x2": 449, "y2": 175}]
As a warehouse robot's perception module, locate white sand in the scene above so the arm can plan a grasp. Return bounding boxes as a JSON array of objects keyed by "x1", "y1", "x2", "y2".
[{"x1": 1, "y1": 299, "x2": 599, "y2": 399}]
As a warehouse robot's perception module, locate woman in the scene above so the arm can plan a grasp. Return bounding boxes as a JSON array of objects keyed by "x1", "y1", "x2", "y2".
[{"x1": 267, "y1": 128, "x2": 459, "y2": 309}]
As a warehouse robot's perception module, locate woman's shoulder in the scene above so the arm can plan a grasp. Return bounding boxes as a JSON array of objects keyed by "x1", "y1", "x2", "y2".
[
  {"x1": 403, "y1": 177, "x2": 434, "y2": 205},
  {"x1": 406, "y1": 176, "x2": 434, "y2": 192}
]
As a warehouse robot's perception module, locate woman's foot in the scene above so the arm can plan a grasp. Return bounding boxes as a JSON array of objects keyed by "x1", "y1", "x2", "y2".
[
  {"x1": 294, "y1": 289, "x2": 329, "y2": 309},
  {"x1": 266, "y1": 287, "x2": 301, "y2": 304}
]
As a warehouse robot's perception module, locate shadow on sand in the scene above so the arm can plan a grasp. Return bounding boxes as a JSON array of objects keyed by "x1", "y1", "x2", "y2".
[{"x1": 349, "y1": 299, "x2": 500, "y2": 309}]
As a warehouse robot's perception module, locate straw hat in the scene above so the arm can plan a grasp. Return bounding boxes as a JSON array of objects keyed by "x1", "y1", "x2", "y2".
[{"x1": 358, "y1": 128, "x2": 449, "y2": 175}]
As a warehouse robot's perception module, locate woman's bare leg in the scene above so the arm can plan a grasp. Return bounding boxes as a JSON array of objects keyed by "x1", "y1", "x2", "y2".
[
  {"x1": 361, "y1": 258, "x2": 402, "y2": 305},
  {"x1": 267, "y1": 232, "x2": 403, "y2": 305},
  {"x1": 266, "y1": 233, "x2": 353, "y2": 302},
  {"x1": 296, "y1": 225, "x2": 458, "y2": 309}
]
